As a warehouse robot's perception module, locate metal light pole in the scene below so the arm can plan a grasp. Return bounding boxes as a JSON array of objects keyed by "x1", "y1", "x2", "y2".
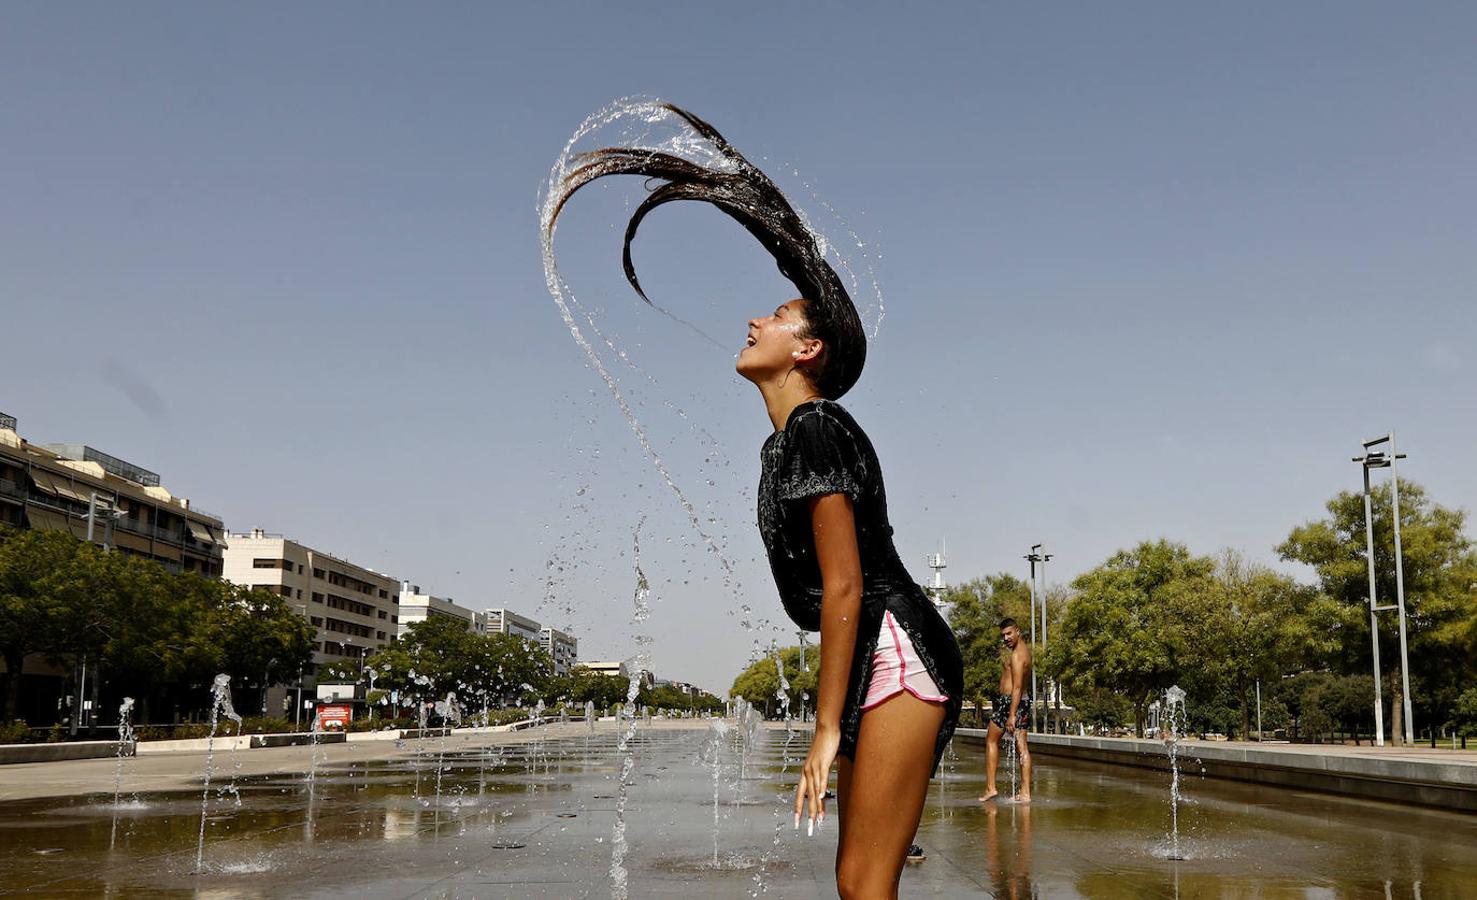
[
  {"x1": 1024, "y1": 545, "x2": 1042, "y2": 732},
  {"x1": 1255, "y1": 680, "x2": 1262, "y2": 742},
  {"x1": 1386, "y1": 435, "x2": 1414, "y2": 746},
  {"x1": 1354, "y1": 435, "x2": 1414, "y2": 746},
  {"x1": 1041, "y1": 548, "x2": 1055, "y2": 734},
  {"x1": 1358, "y1": 458, "x2": 1386, "y2": 747}
]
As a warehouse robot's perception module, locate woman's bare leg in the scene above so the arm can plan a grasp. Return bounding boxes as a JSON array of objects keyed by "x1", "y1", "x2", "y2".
[
  {"x1": 836, "y1": 755, "x2": 853, "y2": 860},
  {"x1": 834, "y1": 692, "x2": 947, "y2": 900}
]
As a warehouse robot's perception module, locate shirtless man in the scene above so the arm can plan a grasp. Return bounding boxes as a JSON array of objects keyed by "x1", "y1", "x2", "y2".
[{"x1": 980, "y1": 618, "x2": 1032, "y2": 802}]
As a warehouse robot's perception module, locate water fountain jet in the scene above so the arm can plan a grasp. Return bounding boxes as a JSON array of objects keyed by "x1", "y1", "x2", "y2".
[{"x1": 194, "y1": 674, "x2": 242, "y2": 873}]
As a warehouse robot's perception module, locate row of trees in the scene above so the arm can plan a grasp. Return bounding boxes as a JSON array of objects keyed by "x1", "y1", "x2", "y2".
[
  {"x1": 946, "y1": 482, "x2": 1477, "y2": 742},
  {"x1": 0, "y1": 528, "x2": 315, "y2": 725},
  {"x1": 321, "y1": 615, "x2": 725, "y2": 719},
  {"x1": 1, "y1": 526, "x2": 724, "y2": 732}
]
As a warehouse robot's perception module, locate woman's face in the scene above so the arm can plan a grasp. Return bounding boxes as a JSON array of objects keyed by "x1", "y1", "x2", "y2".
[{"x1": 736, "y1": 298, "x2": 815, "y2": 384}]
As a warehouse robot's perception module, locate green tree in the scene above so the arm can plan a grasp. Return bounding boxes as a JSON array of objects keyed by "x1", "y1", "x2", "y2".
[
  {"x1": 1072, "y1": 686, "x2": 1133, "y2": 733},
  {"x1": 209, "y1": 584, "x2": 316, "y2": 710},
  {"x1": 362, "y1": 618, "x2": 555, "y2": 719},
  {"x1": 942, "y1": 574, "x2": 1033, "y2": 718},
  {"x1": 0, "y1": 529, "x2": 112, "y2": 720},
  {"x1": 1046, "y1": 540, "x2": 1214, "y2": 735},
  {"x1": 1278, "y1": 481, "x2": 1477, "y2": 743},
  {"x1": 1451, "y1": 687, "x2": 1477, "y2": 738},
  {"x1": 1162, "y1": 552, "x2": 1344, "y2": 739},
  {"x1": 637, "y1": 683, "x2": 722, "y2": 713},
  {"x1": 100, "y1": 556, "x2": 224, "y2": 722},
  {"x1": 729, "y1": 645, "x2": 817, "y2": 717},
  {"x1": 553, "y1": 666, "x2": 631, "y2": 712}
]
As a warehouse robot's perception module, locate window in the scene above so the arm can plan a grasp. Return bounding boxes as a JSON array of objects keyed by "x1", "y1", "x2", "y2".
[
  {"x1": 310, "y1": 616, "x2": 323, "y2": 627},
  {"x1": 323, "y1": 616, "x2": 374, "y2": 638},
  {"x1": 296, "y1": 589, "x2": 302, "y2": 599},
  {"x1": 376, "y1": 631, "x2": 386, "y2": 641},
  {"x1": 378, "y1": 589, "x2": 388, "y2": 599},
  {"x1": 324, "y1": 593, "x2": 374, "y2": 617},
  {"x1": 311, "y1": 592, "x2": 324, "y2": 604},
  {"x1": 312, "y1": 568, "x2": 325, "y2": 579},
  {"x1": 252, "y1": 558, "x2": 291, "y2": 570},
  {"x1": 378, "y1": 610, "x2": 387, "y2": 619},
  {"x1": 298, "y1": 564, "x2": 305, "y2": 574}
]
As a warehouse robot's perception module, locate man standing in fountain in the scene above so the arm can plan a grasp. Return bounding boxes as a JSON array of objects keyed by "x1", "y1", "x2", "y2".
[{"x1": 981, "y1": 618, "x2": 1032, "y2": 802}]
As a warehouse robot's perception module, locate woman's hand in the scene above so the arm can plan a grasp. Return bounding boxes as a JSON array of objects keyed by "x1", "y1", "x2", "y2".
[{"x1": 795, "y1": 722, "x2": 841, "y2": 833}]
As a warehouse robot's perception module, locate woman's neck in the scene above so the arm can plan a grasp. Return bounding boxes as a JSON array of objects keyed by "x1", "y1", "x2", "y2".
[{"x1": 758, "y1": 374, "x2": 824, "y2": 432}]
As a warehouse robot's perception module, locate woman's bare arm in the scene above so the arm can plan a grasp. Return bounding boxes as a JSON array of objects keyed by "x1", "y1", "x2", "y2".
[{"x1": 794, "y1": 491, "x2": 862, "y2": 830}]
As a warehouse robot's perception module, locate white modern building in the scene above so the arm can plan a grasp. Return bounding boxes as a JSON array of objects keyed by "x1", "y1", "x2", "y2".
[
  {"x1": 581, "y1": 660, "x2": 631, "y2": 681},
  {"x1": 539, "y1": 626, "x2": 579, "y2": 675},
  {"x1": 222, "y1": 529, "x2": 399, "y2": 675},
  {"x1": 485, "y1": 607, "x2": 542, "y2": 643},
  {"x1": 398, "y1": 582, "x2": 487, "y2": 637}
]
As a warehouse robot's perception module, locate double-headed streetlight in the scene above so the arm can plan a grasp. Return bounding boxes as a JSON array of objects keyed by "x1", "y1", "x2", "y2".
[{"x1": 1353, "y1": 433, "x2": 1413, "y2": 746}]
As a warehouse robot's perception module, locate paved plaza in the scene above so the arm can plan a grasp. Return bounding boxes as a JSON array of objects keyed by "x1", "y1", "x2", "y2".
[{"x1": 3, "y1": 719, "x2": 1476, "y2": 898}]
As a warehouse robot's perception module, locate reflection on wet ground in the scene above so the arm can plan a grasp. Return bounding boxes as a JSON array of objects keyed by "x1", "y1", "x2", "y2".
[{"x1": 1, "y1": 723, "x2": 1473, "y2": 898}]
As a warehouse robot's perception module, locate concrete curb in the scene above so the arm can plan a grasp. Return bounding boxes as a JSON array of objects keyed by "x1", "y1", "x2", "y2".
[
  {"x1": 250, "y1": 732, "x2": 348, "y2": 749},
  {"x1": 135, "y1": 735, "x2": 253, "y2": 754},
  {"x1": 956, "y1": 729, "x2": 1477, "y2": 813},
  {"x1": 0, "y1": 741, "x2": 128, "y2": 764},
  {"x1": 3, "y1": 719, "x2": 573, "y2": 764}
]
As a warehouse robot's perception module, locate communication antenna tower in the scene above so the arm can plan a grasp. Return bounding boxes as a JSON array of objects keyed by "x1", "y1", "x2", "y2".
[{"x1": 926, "y1": 539, "x2": 947, "y2": 606}]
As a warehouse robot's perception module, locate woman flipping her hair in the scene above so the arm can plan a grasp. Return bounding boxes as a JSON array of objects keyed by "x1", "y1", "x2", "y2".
[{"x1": 547, "y1": 102, "x2": 962, "y2": 899}]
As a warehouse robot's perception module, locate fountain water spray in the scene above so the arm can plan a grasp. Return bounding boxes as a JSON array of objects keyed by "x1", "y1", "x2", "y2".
[
  {"x1": 428, "y1": 691, "x2": 462, "y2": 833},
  {"x1": 1004, "y1": 730, "x2": 1020, "y2": 800},
  {"x1": 609, "y1": 520, "x2": 653, "y2": 900},
  {"x1": 759, "y1": 648, "x2": 795, "y2": 894},
  {"x1": 195, "y1": 674, "x2": 241, "y2": 873},
  {"x1": 304, "y1": 709, "x2": 324, "y2": 840},
  {"x1": 109, "y1": 697, "x2": 136, "y2": 850},
  {"x1": 1162, "y1": 685, "x2": 1188, "y2": 860},
  {"x1": 700, "y1": 718, "x2": 731, "y2": 868}
]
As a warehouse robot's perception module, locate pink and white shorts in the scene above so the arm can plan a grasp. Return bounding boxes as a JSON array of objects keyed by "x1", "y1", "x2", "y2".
[{"x1": 861, "y1": 611, "x2": 949, "y2": 710}]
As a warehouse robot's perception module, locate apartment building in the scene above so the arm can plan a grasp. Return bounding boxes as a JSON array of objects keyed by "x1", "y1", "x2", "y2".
[
  {"x1": 485, "y1": 607, "x2": 542, "y2": 643},
  {"x1": 539, "y1": 627, "x2": 579, "y2": 676},
  {"x1": 0, "y1": 418, "x2": 224, "y2": 576},
  {"x1": 398, "y1": 582, "x2": 487, "y2": 637},
  {"x1": 581, "y1": 660, "x2": 631, "y2": 681},
  {"x1": 222, "y1": 529, "x2": 399, "y2": 674}
]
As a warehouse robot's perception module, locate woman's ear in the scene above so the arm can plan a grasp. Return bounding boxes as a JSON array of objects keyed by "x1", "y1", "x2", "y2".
[{"x1": 793, "y1": 337, "x2": 823, "y2": 363}]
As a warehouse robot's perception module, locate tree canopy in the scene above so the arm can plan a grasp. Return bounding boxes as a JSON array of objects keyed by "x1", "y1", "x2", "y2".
[{"x1": 0, "y1": 527, "x2": 314, "y2": 724}]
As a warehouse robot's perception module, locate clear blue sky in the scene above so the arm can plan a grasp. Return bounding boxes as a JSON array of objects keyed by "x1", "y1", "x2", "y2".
[{"x1": 4, "y1": 3, "x2": 1474, "y2": 693}]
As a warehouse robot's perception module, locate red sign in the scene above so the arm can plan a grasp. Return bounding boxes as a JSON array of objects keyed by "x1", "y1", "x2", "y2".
[{"x1": 317, "y1": 704, "x2": 352, "y2": 730}]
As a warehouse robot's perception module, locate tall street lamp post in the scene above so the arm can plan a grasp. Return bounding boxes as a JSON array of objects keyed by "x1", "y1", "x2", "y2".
[
  {"x1": 1354, "y1": 433, "x2": 1414, "y2": 746},
  {"x1": 1024, "y1": 545, "x2": 1043, "y2": 732},
  {"x1": 1040, "y1": 548, "x2": 1055, "y2": 733}
]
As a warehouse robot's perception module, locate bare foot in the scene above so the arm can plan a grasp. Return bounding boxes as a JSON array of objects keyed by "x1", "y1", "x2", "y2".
[
  {"x1": 979, "y1": 789, "x2": 999, "y2": 801},
  {"x1": 1014, "y1": 793, "x2": 1032, "y2": 803}
]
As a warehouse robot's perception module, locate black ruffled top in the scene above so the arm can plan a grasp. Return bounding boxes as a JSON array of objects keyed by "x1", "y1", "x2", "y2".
[{"x1": 757, "y1": 399, "x2": 962, "y2": 772}]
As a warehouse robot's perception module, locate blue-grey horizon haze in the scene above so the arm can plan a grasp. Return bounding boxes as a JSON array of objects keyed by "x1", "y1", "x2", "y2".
[{"x1": 3, "y1": 4, "x2": 1474, "y2": 694}]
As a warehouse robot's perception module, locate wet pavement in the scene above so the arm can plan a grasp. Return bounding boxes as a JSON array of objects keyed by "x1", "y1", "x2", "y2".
[{"x1": 1, "y1": 719, "x2": 1474, "y2": 898}]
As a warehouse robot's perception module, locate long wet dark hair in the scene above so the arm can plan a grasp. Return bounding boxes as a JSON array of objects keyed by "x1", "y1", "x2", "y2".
[{"x1": 545, "y1": 103, "x2": 866, "y2": 399}]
